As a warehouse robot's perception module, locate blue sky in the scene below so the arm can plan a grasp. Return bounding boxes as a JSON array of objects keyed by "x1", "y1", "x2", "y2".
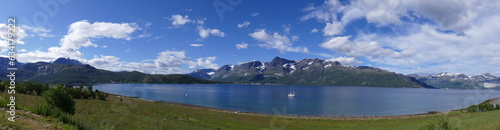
[{"x1": 1, "y1": 0, "x2": 500, "y2": 76}]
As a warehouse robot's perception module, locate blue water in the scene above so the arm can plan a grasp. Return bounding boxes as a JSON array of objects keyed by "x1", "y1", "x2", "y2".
[{"x1": 93, "y1": 84, "x2": 500, "y2": 116}]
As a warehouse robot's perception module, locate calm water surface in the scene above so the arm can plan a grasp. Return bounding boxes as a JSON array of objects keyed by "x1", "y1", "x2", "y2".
[{"x1": 93, "y1": 84, "x2": 500, "y2": 116}]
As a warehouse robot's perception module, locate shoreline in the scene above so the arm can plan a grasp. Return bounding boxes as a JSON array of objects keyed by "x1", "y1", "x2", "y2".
[{"x1": 110, "y1": 93, "x2": 500, "y2": 120}]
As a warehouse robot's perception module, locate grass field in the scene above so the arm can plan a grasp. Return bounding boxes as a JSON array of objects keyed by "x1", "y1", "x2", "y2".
[{"x1": 1, "y1": 93, "x2": 500, "y2": 129}]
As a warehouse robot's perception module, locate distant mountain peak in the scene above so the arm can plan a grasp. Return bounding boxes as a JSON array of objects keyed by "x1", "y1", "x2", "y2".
[{"x1": 52, "y1": 57, "x2": 84, "y2": 65}]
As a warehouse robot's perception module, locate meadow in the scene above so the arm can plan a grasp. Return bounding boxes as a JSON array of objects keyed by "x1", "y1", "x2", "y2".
[{"x1": 1, "y1": 92, "x2": 500, "y2": 129}]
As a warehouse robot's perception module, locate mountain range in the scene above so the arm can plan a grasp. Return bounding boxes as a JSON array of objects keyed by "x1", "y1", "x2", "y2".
[
  {"x1": 0, "y1": 57, "x2": 220, "y2": 85},
  {"x1": 6, "y1": 56, "x2": 496, "y2": 89},
  {"x1": 189, "y1": 57, "x2": 434, "y2": 88},
  {"x1": 408, "y1": 72, "x2": 500, "y2": 89}
]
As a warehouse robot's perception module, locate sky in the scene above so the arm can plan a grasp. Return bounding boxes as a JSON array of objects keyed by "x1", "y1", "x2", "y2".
[{"x1": 1, "y1": 0, "x2": 500, "y2": 76}]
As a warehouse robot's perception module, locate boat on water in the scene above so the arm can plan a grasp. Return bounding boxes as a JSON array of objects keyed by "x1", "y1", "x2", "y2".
[{"x1": 287, "y1": 93, "x2": 295, "y2": 97}]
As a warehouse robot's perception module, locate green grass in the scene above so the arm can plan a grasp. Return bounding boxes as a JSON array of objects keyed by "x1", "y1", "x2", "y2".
[{"x1": 2, "y1": 93, "x2": 500, "y2": 129}]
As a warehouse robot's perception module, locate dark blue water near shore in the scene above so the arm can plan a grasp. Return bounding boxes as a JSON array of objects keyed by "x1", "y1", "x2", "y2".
[{"x1": 93, "y1": 84, "x2": 500, "y2": 116}]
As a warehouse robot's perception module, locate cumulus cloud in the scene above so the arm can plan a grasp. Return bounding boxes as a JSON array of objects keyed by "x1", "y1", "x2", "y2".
[
  {"x1": 409, "y1": 0, "x2": 480, "y2": 32},
  {"x1": 197, "y1": 26, "x2": 225, "y2": 39},
  {"x1": 323, "y1": 21, "x2": 343, "y2": 36},
  {"x1": 189, "y1": 56, "x2": 219, "y2": 69},
  {"x1": 303, "y1": 0, "x2": 497, "y2": 35},
  {"x1": 237, "y1": 21, "x2": 251, "y2": 28},
  {"x1": 154, "y1": 50, "x2": 190, "y2": 68},
  {"x1": 169, "y1": 14, "x2": 192, "y2": 26},
  {"x1": 319, "y1": 35, "x2": 413, "y2": 59},
  {"x1": 0, "y1": 24, "x2": 27, "y2": 55},
  {"x1": 250, "y1": 29, "x2": 308, "y2": 53},
  {"x1": 304, "y1": 0, "x2": 500, "y2": 75},
  {"x1": 86, "y1": 50, "x2": 219, "y2": 74},
  {"x1": 236, "y1": 42, "x2": 248, "y2": 50},
  {"x1": 326, "y1": 56, "x2": 363, "y2": 65},
  {"x1": 0, "y1": 24, "x2": 27, "y2": 45},
  {"x1": 189, "y1": 44, "x2": 203, "y2": 47},
  {"x1": 87, "y1": 55, "x2": 120, "y2": 68},
  {"x1": 16, "y1": 20, "x2": 140, "y2": 63}
]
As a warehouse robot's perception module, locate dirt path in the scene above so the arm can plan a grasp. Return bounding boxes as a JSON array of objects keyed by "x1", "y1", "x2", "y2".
[{"x1": 0, "y1": 108, "x2": 67, "y2": 129}]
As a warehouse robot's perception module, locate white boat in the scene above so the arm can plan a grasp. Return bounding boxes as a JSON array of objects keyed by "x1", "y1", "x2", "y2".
[{"x1": 287, "y1": 93, "x2": 295, "y2": 97}]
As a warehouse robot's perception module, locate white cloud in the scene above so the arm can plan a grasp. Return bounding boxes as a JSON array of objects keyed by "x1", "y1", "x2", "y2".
[
  {"x1": 169, "y1": 14, "x2": 192, "y2": 26},
  {"x1": 87, "y1": 55, "x2": 120, "y2": 68},
  {"x1": 236, "y1": 42, "x2": 248, "y2": 50},
  {"x1": 323, "y1": 21, "x2": 343, "y2": 36},
  {"x1": 21, "y1": 25, "x2": 55, "y2": 38},
  {"x1": 197, "y1": 26, "x2": 225, "y2": 39},
  {"x1": 408, "y1": 0, "x2": 481, "y2": 32},
  {"x1": 0, "y1": 23, "x2": 27, "y2": 46},
  {"x1": 18, "y1": 49, "x2": 28, "y2": 52},
  {"x1": 282, "y1": 24, "x2": 291, "y2": 34},
  {"x1": 251, "y1": 12, "x2": 260, "y2": 17},
  {"x1": 189, "y1": 44, "x2": 203, "y2": 47},
  {"x1": 319, "y1": 35, "x2": 412, "y2": 59},
  {"x1": 304, "y1": 0, "x2": 500, "y2": 75},
  {"x1": 48, "y1": 20, "x2": 139, "y2": 58},
  {"x1": 86, "y1": 51, "x2": 219, "y2": 74},
  {"x1": 326, "y1": 56, "x2": 363, "y2": 65},
  {"x1": 303, "y1": 0, "x2": 497, "y2": 35},
  {"x1": 189, "y1": 56, "x2": 219, "y2": 69},
  {"x1": 345, "y1": 0, "x2": 407, "y2": 26},
  {"x1": 311, "y1": 28, "x2": 319, "y2": 33},
  {"x1": 237, "y1": 21, "x2": 251, "y2": 28},
  {"x1": 16, "y1": 20, "x2": 140, "y2": 63},
  {"x1": 291, "y1": 35, "x2": 299, "y2": 41},
  {"x1": 155, "y1": 50, "x2": 190, "y2": 68},
  {"x1": 250, "y1": 29, "x2": 309, "y2": 53}
]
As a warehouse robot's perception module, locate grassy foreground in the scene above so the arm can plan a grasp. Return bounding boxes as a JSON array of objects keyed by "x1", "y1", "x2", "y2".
[{"x1": 2, "y1": 93, "x2": 500, "y2": 129}]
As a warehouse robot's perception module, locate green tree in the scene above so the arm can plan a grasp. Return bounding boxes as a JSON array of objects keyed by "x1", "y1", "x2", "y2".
[
  {"x1": 496, "y1": 104, "x2": 500, "y2": 110},
  {"x1": 19, "y1": 81, "x2": 49, "y2": 96},
  {"x1": 42, "y1": 85, "x2": 76, "y2": 115}
]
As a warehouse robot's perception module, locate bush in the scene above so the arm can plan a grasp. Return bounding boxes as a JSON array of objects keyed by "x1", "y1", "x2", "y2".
[
  {"x1": 95, "y1": 90, "x2": 108, "y2": 100},
  {"x1": 32, "y1": 104, "x2": 87, "y2": 130},
  {"x1": 42, "y1": 85, "x2": 76, "y2": 115},
  {"x1": 32, "y1": 104, "x2": 58, "y2": 117},
  {"x1": 466, "y1": 105, "x2": 478, "y2": 112},
  {"x1": 467, "y1": 103, "x2": 497, "y2": 112},
  {"x1": 496, "y1": 104, "x2": 500, "y2": 110},
  {"x1": 420, "y1": 117, "x2": 459, "y2": 130}
]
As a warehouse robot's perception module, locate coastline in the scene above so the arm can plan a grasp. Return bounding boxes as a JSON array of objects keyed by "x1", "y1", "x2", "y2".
[{"x1": 108, "y1": 93, "x2": 500, "y2": 120}]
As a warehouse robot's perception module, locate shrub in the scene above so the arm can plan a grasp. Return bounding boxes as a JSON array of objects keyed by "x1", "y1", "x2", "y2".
[
  {"x1": 420, "y1": 117, "x2": 459, "y2": 130},
  {"x1": 467, "y1": 103, "x2": 497, "y2": 112},
  {"x1": 95, "y1": 90, "x2": 108, "y2": 100},
  {"x1": 32, "y1": 104, "x2": 87, "y2": 130},
  {"x1": 466, "y1": 105, "x2": 478, "y2": 112},
  {"x1": 496, "y1": 104, "x2": 500, "y2": 110},
  {"x1": 478, "y1": 102, "x2": 495, "y2": 112},
  {"x1": 42, "y1": 85, "x2": 76, "y2": 115}
]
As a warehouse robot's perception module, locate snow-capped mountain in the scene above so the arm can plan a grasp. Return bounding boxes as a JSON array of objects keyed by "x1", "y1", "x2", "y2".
[
  {"x1": 188, "y1": 56, "x2": 433, "y2": 88},
  {"x1": 186, "y1": 69, "x2": 215, "y2": 80},
  {"x1": 409, "y1": 72, "x2": 500, "y2": 89}
]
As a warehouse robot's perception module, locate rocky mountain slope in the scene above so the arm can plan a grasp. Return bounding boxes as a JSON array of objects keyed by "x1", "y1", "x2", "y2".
[
  {"x1": 190, "y1": 57, "x2": 433, "y2": 88},
  {"x1": 0, "y1": 57, "x2": 219, "y2": 85},
  {"x1": 408, "y1": 72, "x2": 500, "y2": 89}
]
